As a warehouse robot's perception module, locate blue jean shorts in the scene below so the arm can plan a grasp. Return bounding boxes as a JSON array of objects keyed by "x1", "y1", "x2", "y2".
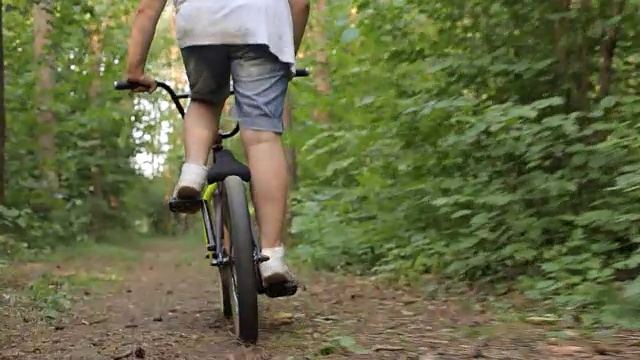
[{"x1": 180, "y1": 44, "x2": 290, "y2": 134}]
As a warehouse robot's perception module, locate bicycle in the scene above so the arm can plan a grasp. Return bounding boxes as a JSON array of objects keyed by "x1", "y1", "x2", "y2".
[{"x1": 114, "y1": 68, "x2": 310, "y2": 344}]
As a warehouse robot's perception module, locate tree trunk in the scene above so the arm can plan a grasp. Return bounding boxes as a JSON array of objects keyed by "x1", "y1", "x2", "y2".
[
  {"x1": 33, "y1": 0, "x2": 58, "y2": 190},
  {"x1": 0, "y1": 0, "x2": 6, "y2": 204},
  {"x1": 281, "y1": 95, "x2": 297, "y2": 246},
  {"x1": 88, "y1": 24, "x2": 107, "y2": 230},
  {"x1": 282, "y1": 96, "x2": 298, "y2": 186},
  {"x1": 310, "y1": 0, "x2": 330, "y2": 122},
  {"x1": 597, "y1": 0, "x2": 625, "y2": 99}
]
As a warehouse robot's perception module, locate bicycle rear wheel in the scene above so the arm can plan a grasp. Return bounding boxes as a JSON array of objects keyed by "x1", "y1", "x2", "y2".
[
  {"x1": 218, "y1": 258, "x2": 233, "y2": 319},
  {"x1": 222, "y1": 175, "x2": 259, "y2": 344}
]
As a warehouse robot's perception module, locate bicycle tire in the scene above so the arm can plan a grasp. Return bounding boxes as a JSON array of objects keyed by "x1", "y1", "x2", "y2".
[
  {"x1": 206, "y1": 197, "x2": 232, "y2": 320},
  {"x1": 204, "y1": 154, "x2": 233, "y2": 320},
  {"x1": 218, "y1": 264, "x2": 233, "y2": 319},
  {"x1": 222, "y1": 175, "x2": 259, "y2": 344}
]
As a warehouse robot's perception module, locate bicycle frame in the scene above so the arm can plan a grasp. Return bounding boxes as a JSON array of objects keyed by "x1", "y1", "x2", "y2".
[{"x1": 201, "y1": 182, "x2": 224, "y2": 264}]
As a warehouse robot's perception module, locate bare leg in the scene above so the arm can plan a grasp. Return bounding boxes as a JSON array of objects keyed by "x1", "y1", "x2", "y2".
[
  {"x1": 174, "y1": 100, "x2": 223, "y2": 205},
  {"x1": 289, "y1": 0, "x2": 310, "y2": 54},
  {"x1": 241, "y1": 129, "x2": 288, "y2": 250},
  {"x1": 183, "y1": 100, "x2": 222, "y2": 166},
  {"x1": 280, "y1": 0, "x2": 309, "y2": 241},
  {"x1": 230, "y1": 45, "x2": 294, "y2": 284}
]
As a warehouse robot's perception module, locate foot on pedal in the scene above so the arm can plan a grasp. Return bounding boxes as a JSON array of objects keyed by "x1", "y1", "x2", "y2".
[
  {"x1": 263, "y1": 280, "x2": 298, "y2": 298},
  {"x1": 168, "y1": 197, "x2": 201, "y2": 213},
  {"x1": 169, "y1": 163, "x2": 207, "y2": 214}
]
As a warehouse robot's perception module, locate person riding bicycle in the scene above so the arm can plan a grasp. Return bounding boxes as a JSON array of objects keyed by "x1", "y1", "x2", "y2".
[{"x1": 124, "y1": 0, "x2": 309, "y2": 286}]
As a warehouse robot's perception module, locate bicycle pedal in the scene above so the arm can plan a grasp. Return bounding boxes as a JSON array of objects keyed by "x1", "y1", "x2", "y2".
[
  {"x1": 256, "y1": 254, "x2": 269, "y2": 263},
  {"x1": 211, "y1": 256, "x2": 230, "y2": 266},
  {"x1": 263, "y1": 280, "x2": 298, "y2": 298},
  {"x1": 168, "y1": 197, "x2": 201, "y2": 213}
]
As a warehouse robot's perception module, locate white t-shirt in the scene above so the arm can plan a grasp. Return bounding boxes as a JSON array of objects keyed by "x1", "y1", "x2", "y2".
[{"x1": 173, "y1": 0, "x2": 295, "y2": 67}]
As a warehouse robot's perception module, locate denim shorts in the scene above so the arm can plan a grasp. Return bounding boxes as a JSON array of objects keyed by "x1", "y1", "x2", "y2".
[{"x1": 180, "y1": 44, "x2": 290, "y2": 134}]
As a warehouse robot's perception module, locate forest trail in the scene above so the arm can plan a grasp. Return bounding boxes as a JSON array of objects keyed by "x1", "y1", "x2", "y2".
[{"x1": 1, "y1": 238, "x2": 638, "y2": 360}]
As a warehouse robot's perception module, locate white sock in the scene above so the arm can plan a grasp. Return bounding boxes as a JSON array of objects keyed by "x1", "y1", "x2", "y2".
[{"x1": 262, "y1": 246, "x2": 285, "y2": 260}]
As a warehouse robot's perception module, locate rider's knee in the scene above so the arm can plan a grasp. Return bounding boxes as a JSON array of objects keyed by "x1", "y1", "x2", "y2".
[
  {"x1": 186, "y1": 98, "x2": 224, "y2": 118},
  {"x1": 240, "y1": 128, "x2": 281, "y2": 148}
]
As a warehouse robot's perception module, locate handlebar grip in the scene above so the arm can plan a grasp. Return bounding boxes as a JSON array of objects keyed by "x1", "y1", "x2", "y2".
[
  {"x1": 295, "y1": 68, "x2": 310, "y2": 77},
  {"x1": 114, "y1": 81, "x2": 135, "y2": 90},
  {"x1": 113, "y1": 80, "x2": 151, "y2": 90}
]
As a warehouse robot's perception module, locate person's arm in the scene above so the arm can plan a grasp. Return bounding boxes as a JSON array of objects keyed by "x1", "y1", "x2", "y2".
[
  {"x1": 288, "y1": 0, "x2": 310, "y2": 55},
  {"x1": 126, "y1": 0, "x2": 168, "y2": 80}
]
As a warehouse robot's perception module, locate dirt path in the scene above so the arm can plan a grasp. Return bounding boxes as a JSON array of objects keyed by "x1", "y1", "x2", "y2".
[{"x1": 1, "y1": 238, "x2": 638, "y2": 359}]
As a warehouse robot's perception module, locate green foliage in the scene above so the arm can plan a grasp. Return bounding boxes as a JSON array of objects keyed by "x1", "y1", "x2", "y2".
[
  {"x1": 27, "y1": 272, "x2": 75, "y2": 321},
  {"x1": 316, "y1": 335, "x2": 369, "y2": 356},
  {"x1": 291, "y1": 0, "x2": 640, "y2": 327},
  {"x1": 25, "y1": 269, "x2": 122, "y2": 321},
  {"x1": 1, "y1": 1, "x2": 181, "y2": 256},
  {"x1": 4, "y1": 0, "x2": 640, "y2": 330}
]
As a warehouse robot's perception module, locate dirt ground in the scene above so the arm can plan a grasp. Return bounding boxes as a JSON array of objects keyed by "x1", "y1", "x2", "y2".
[{"x1": 1, "y1": 238, "x2": 639, "y2": 360}]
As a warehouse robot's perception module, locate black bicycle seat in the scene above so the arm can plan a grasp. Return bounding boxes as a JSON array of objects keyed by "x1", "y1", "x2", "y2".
[{"x1": 207, "y1": 149, "x2": 251, "y2": 184}]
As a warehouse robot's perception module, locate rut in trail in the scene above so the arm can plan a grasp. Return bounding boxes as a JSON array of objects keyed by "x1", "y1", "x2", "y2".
[{"x1": 1, "y1": 239, "x2": 638, "y2": 360}]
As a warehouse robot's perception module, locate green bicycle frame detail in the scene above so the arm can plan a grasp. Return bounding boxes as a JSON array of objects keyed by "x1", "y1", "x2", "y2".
[{"x1": 202, "y1": 182, "x2": 218, "y2": 248}]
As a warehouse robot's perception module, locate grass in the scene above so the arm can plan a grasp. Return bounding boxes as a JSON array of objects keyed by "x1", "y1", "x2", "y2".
[
  {"x1": 47, "y1": 231, "x2": 160, "y2": 262},
  {"x1": 0, "y1": 231, "x2": 174, "y2": 323}
]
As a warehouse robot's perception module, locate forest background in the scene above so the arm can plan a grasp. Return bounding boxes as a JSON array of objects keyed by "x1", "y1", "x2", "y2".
[{"x1": 1, "y1": 0, "x2": 640, "y2": 328}]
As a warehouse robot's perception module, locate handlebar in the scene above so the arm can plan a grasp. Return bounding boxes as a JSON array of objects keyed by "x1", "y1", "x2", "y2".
[{"x1": 114, "y1": 68, "x2": 309, "y2": 139}]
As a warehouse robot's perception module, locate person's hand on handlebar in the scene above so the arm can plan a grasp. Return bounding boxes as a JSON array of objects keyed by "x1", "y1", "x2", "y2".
[
  {"x1": 123, "y1": 0, "x2": 165, "y2": 93},
  {"x1": 125, "y1": 73, "x2": 157, "y2": 93}
]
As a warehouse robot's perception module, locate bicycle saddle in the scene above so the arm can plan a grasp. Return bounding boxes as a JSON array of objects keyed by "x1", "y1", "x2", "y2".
[{"x1": 207, "y1": 149, "x2": 251, "y2": 184}]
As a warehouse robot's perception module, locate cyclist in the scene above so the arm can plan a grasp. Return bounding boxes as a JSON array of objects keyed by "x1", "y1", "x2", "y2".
[{"x1": 124, "y1": 0, "x2": 309, "y2": 286}]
